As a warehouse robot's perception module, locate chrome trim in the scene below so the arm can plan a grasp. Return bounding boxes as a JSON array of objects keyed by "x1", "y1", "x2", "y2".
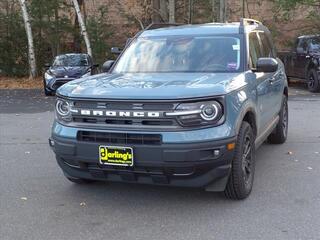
[{"x1": 165, "y1": 110, "x2": 201, "y2": 116}]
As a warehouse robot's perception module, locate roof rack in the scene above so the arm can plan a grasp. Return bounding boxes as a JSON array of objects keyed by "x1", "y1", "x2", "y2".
[
  {"x1": 240, "y1": 18, "x2": 262, "y2": 27},
  {"x1": 144, "y1": 22, "x2": 183, "y2": 30}
]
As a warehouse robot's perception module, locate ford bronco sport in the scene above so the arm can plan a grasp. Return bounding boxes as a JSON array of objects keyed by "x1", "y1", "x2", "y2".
[{"x1": 50, "y1": 19, "x2": 288, "y2": 200}]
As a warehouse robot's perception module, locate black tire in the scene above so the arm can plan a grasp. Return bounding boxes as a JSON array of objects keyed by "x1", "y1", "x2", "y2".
[
  {"x1": 66, "y1": 177, "x2": 94, "y2": 184},
  {"x1": 44, "y1": 88, "x2": 51, "y2": 96},
  {"x1": 307, "y1": 69, "x2": 320, "y2": 93},
  {"x1": 224, "y1": 121, "x2": 255, "y2": 200},
  {"x1": 268, "y1": 95, "x2": 288, "y2": 144}
]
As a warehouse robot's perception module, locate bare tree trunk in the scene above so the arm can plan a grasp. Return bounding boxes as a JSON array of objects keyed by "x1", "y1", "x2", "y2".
[
  {"x1": 188, "y1": 0, "x2": 193, "y2": 23},
  {"x1": 212, "y1": 0, "x2": 215, "y2": 22},
  {"x1": 168, "y1": 0, "x2": 175, "y2": 23},
  {"x1": 242, "y1": 0, "x2": 246, "y2": 18},
  {"x1": 219, "y1": 0, "x2": 226, "y2": 22},
  {"x1": 18, "y1": 0, "x2": 37, "y2": 78},
  {"x1": 159, "y1": 0, "x2": 168, "y2": 22},
  {"x1": 152, "y1": 0, "x2": 161, "y2": 22},
  {"x1": 72, "y1": 0, "x2": 92, "y2": 56}
]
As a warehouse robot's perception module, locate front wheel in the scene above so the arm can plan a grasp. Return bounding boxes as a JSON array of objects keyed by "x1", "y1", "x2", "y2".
[
  {"x1": 307, "y1": 69, "x2": 320, "y2": 93},
  {"x1": 224, "y1": 121, "x2": 255, "y2": 200},
  {"x1": 268, "y1": 95, "x2": 288, "y2": 144}
]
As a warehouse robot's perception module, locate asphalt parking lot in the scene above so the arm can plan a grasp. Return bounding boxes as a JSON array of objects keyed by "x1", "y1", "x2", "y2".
[{"x1": 1, "y1": 84, "x2": 320, "y2": 240}]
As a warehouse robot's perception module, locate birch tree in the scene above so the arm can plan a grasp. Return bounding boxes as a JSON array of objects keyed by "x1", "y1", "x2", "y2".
[
  {"x1": 72, "y1": 0, "x2": 92, "y2": 56},
  {"x1": 168, "y1": 0, "x2": 175, "y2": 23},
  {"x1": 18, "y1": 0, "x2": 37, "y2": 78}
]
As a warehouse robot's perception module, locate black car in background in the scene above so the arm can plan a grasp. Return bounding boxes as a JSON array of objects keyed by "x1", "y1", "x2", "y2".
[
  {"x1": 43, "y1": 53, "x2": 98, "y2": 95},
  {"x1": 279, "y1": 35, "x2": 320, "y2": 92}
]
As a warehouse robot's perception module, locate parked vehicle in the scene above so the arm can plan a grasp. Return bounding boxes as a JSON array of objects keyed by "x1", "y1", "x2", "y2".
[
  {"x1": 49, "y1": 19, "x2": 288, "y2": 200},
  {"x1": 43, "y1": 53, "x2": 98, "y2": 96},
  {"x1": 279, "y1": 35, "x2": 320, "y2": 92}
]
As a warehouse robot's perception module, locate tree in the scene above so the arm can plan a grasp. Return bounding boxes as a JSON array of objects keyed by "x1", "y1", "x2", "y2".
[
  {"x1": 115, "y1": 0, "x2": 145, "y2": 29},
  {"x1": 219, "y1": 0, "x2": 227, "y2": 22},
  {"x1": 86, "y1": 6, "x2": 114, "y2": 64},
  {"x1": 72, "y1": 0, "x2": 92, "y2": 56},
  {"x1": 0, "y1": 0, "x2": 29, "y2": 76},
  {"x1": 18, "y1": 0, "x2": 37, "y2": 78},
  {"x1": 274, "y1": 0, "x2": 320, "y2": 32},
  {"x1": 29, "y1": 0, "x2": 74, "y2": 70},
  {"x1": 168, "y1": 0, "x2": 175, "y2": 23}
]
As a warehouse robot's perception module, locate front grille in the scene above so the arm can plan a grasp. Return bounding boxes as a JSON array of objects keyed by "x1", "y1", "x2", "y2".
[
  {"x1": 70, "y1": 100, "x2": 179, "y2": 129},
  {"x1": 77, "y1": 131, "x2": 162, "y2": 145},
  {"x1": 52, "y1": 80, "x2": 69, "y2": 90}
]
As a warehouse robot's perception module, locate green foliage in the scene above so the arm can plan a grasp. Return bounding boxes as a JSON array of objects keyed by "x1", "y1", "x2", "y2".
[
  {"x1": 0, "y1": 1, "x2": 29, "y2": 76},
  {"x1": 86, "y1": 6, "x2": 114, "y2": 65},
  {"x1": 29, "y1": 0, "x2": 74, "y2": 73}
]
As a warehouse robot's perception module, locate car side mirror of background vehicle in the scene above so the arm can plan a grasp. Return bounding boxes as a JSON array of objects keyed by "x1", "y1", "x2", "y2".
[
  {"x1": 254, "y1": 58, "x2": 278, "y2": 73},
  {"x1": 44, "y1": 63, "x2": 51, "y2": 69},
  {"x1": 111, "y1": 47, "x2": 122, "y2": 55},
  {"x1": 92, "y1": 63, "x2": 99, "y2": 68},
  {"x1": 102, "y1": 60, "x2": 115, "y2": 73}
]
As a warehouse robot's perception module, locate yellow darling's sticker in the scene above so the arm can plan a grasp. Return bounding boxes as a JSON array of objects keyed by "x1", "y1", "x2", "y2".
[{"x1": 99, "y1": 146, "x2": 133, "y2": 166}]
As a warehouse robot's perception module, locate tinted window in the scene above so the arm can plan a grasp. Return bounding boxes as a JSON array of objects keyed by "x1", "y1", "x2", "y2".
[
  {"x1": 259, "y1": 32, "x2": 273, "y2": 57},
  {"x1": 297, "y1": 39, "x2": 308, "y2": 53},
  {"x1": 113, "y1": 35, "x2": 242, "y2": 73},
  {"x1": 249, "y1": 33, "x2": 262, "y2": 68},
  {"x1": 309, "y1": 37, "x2": 320, "y2": 51}
]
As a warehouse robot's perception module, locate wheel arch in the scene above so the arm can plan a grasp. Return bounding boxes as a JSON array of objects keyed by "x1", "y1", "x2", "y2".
[
  {"x1": 305, "y1": 58, "x2": 318, "y2": 77},
  {"x1": 236, "y1": 105, "x2": 258, "y2": 138}
]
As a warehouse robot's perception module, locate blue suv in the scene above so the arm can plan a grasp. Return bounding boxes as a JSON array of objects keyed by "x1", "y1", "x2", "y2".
[{"x1": 50, "y1": 19, "x2": 288, "y2": 199}]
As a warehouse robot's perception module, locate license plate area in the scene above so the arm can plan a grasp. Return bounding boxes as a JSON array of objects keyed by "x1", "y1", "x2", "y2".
[{"x1": 99, "y1": 146, "x2": 134, "y2": 167}]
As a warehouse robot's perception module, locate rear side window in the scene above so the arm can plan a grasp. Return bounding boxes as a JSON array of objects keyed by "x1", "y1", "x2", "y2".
[
  {"x1": 259, "y1": 32, "x2": 273, "y2": 58},
  {"x1": 249, "y1": 33, "x2": 262, "y2": 69}
]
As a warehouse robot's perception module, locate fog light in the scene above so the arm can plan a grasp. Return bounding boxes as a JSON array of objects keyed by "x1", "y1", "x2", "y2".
[
  {"x1": 49, "y1": 138, "x2": 55, "y2": 147},
  {"x1": 214, "y1": 150, "x2": 220, "y2": 156}
]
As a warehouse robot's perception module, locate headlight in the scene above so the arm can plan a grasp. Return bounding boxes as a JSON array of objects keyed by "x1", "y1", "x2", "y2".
[
  {"x1": 55, "y1": 99, "x2": 72, "y2": 121},
  {"x1": 44, "y1": 72, "x2": 54, "y2": 81},
  {"x1": 81, "y1": 71, "x2": 91, "y2": 78},
  {"x1": 166, "y1": 100, "x2": 224, "y2": 127}
]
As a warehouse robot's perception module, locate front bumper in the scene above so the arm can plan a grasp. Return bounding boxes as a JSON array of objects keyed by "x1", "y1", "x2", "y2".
[
  {"x1": 50, "y1": 126, "x2": 236, "y2": 191},
  {"x1": 45, "y1": 77, "x2": 76, "y2": 91}
]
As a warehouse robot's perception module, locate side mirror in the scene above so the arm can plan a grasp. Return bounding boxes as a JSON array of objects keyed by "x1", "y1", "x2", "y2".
[
  {"x1": 92, "y1": 63, "x2": 99, "y2": 68},
  {"x1": 111, "y1": 47, "x2": 122, "y2": 55},
  {"x1": 44, "y1": 63, "x2": 51, "y2": 68},
  {"x1": 255, "y1": 58, "x2": 278, "y2": 73},
  {"x1": 102, "y1": 60, "x2": 115, "y2": 73}
]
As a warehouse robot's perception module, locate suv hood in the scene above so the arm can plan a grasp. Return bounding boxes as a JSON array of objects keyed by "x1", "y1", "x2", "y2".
[
  {"x1": 57, "y1": 73, "x2": 246, "y2": 100},
  {"x1": 49, "y1": 66, "x2": 89, "y2": 78}
]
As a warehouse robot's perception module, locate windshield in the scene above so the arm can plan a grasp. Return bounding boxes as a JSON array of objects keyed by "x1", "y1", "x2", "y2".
[
  {"x1": 53, "y1": 55, "x2": 89, "y2": 67},
  {"x1": 113, "y1": 35, "x2": 242, "y2": 73}
]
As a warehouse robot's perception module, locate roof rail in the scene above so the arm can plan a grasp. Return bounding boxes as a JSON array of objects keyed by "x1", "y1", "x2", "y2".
[
  {"x1": 240, "y1": 18, "x2": 262, "y2": 27},
  {"x1": 144, "y1": 22, "x2": 183, "y2": 30}
]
